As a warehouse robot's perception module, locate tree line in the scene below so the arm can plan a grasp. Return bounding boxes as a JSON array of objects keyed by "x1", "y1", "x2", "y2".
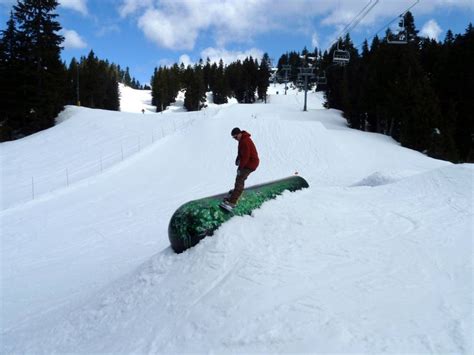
[
  {"x1": 1, "y1": 2, "x2": 472, "y2": 163},
  {"x1": 118, "y1": 66, "x2": 148, "y2": 90},
  {"x1": 0, "y1": 0, "x2": 143, "y2": 142},
  {"x1": 150, "y1": 55, "x2": 271, "y2": 112},
  {"x1": 318, "y1": 12, "x2": 473, "y2": 162}
]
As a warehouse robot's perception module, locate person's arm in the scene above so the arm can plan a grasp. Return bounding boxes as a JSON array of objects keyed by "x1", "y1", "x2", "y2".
[{"x1": 238, "y1": 141, "x2": 250, "y2": 169}]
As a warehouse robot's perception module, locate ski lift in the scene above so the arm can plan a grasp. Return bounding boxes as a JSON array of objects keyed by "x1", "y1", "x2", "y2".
[
  {"x1": 316, "y1": 70, "x2": 327, "y2": 85},
  {"x1": 333, "y1": 42, "x2": 350, "y2": 65},
  {"x1": 387, "y1": 16, "x2": 408, "y2": 44}
]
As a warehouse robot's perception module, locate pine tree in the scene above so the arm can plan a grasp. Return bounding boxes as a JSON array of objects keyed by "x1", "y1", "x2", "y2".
[
  {"x1": 257, "y1": 53, "x2": 271, "y2": 102},
  {"x1": 212, "y1": 59, "x2": 228, "y2": 104},
  {"x1": 227, "y1": 60, "x2": 245, "y2": 102},
  {"x1": 124, "y1": 67, "x2": 132, "y2": 86},
  {"x1": 66, "y1": 51, "x2": 120, "y2": 111},
  {"x1": 242, "y1": 57, "x2": 258, "y2": 103},
  {"x1": 0, "y1": 12, "x2": 20, "y2": 140},
  {"x1": 2, "y1": 0, "x2": 66, "y2": 138},
  {"x1": 322, "y1": 11, "x2": 471, "y2": 162},
  {"x1": 184, "y1": 65, "x2": 206, "y2": 111},
  {"x1": 65, "y1": 57, "x2": 79, "y2": 105},
  {"x1": 104, "y1": 64, "x2": 120, "y2": 110}
]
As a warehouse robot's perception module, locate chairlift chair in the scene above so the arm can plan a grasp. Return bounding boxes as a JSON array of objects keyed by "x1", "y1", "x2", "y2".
[
  {"x1": 333, "y1": 50, "x2": 350, "y2": 64},
  {"x1": 387, "y1": 16, "x2": 408, "y2": 44},
  {"x1": 333, "y1": 42, "x2": 350, "y2": 64},
  {"x1": 316, "y1": 71, "x2": 327, "y2": 85}
]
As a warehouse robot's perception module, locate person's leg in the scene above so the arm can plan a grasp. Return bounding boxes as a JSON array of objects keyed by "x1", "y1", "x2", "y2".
[{"x1": 228, "y1": 168, "x2": 253, "y2": 204}]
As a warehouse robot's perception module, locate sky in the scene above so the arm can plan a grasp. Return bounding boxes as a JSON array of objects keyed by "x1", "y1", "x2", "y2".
[{"x1": 0, "y1": 0, "x2": 473, "y2": 84}]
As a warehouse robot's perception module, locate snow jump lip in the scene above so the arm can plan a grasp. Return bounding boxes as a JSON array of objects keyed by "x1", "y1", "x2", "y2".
[{"x1": 168, "y1": 175, "x2": 309, "y2": 253}]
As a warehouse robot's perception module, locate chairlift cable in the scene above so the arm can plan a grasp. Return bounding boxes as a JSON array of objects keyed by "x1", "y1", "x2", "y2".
[
  {"x1": 354, "y1": 0, "x2": 420, "y2": 49},
  {"x1": 345, "y1": 0, "x2": 379, "y2": 35},
  {"x1": 327, "y1": 0, "x2": 380, "y2": 52},
  {"x1": 332, "y1": 0, "x2": 375, "y2": 45}
]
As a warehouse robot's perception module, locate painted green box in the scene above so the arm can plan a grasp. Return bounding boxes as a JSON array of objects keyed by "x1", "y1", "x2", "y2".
[{"x1": 168, "y1": 175, "x2": 309, "y2": 253}]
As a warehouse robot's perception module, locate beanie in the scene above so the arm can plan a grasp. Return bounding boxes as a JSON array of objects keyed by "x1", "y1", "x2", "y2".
[{"x1": 231, "y1": 127, "x2": 241, "y2": 136}]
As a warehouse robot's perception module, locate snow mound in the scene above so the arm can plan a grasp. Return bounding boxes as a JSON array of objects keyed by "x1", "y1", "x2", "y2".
[{"x1": 351, "y1": 171, "x2": 407, "y2": 187}]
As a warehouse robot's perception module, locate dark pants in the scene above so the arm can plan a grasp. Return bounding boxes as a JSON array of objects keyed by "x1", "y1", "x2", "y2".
[{"x1": 228, "y1": 168, "x2": 254, "y2": 204}]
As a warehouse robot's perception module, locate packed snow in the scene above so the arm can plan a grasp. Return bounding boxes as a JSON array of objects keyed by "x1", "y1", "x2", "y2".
[{"x1": 1, "y1": 84, "x2": 472, "y2": 354}]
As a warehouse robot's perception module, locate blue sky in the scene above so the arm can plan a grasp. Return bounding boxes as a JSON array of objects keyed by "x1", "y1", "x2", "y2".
[{"x1": 1, "y1": 0, "x2": 473, "y2": 84}]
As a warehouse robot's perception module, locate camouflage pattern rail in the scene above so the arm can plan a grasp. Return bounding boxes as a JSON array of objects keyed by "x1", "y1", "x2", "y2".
[{"x1": 168, "y1": 175, "x2": 309, "y2": 253}]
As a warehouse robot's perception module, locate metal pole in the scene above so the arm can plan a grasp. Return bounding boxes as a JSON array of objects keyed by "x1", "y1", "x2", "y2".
[
  {"x1": 77, "y1": 65, "x2": 80, "y2": 106},
  {"x1": 282, "y1": 65, "x2": 291, "y2": 95},
  {"x1": 304, "y1": 75, "x2": 308, "y2": 111}
]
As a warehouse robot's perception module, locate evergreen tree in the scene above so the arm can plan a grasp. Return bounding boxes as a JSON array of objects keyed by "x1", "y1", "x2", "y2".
[
  {"x1": 203, "y1": 57, "x2": 212, "y2": 91},
  {"x1": 227, "y1": 60, "x2": 245, "y2": 102},
  {"x1": 212, "y1": 59, "x2": 228, "y2": 104},
  {"x1": 242, "y1": 57, "x2": 258, "y2": 103},
  {"x1": 0, "y1": 12, "x2": 20, "y2": 140},
  {"x1": 65, "y1": 51, "x2": 119, "y2": 111},
  {"x1": 322, "y1": 11, "x2": 472, "y2": 162},
  {"x1": 65, "y1": 57, "x2": 79, "y2": 105},
  {"x1": 184, "y1": 64, "x2": 206, "y2": 111},
  {"x1": 0, "y1": 0, "x2": 66, "y2": 140},
  {"x1": 150, "y1": 64, "x2": 182, "y2": 112},
  {"x1": 124, "y1": 67, "x2": 132, "y2": 86},
  {"x1": 257, "y1": 53, "x2": 271, "y2": 102}
]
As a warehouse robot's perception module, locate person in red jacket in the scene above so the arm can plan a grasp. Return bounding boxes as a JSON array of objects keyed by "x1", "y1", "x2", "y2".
[{"x1": 220, "y1": 127, "x2": 259, "y2": 211}]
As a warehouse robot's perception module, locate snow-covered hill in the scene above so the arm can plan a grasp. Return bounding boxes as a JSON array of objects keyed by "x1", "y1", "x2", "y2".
[{"x1": 1, "y1": 85, "x2": 472, "y2": 353}]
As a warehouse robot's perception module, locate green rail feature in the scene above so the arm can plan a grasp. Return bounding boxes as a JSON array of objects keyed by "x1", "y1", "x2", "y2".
[{"x1": 168, "y1": 175, "x2": 309, "y2": 253}]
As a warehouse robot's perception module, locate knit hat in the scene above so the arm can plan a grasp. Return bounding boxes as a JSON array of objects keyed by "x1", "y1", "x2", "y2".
[{"x1": 231, "y1": 127, "x2": 241, "y2": 136}]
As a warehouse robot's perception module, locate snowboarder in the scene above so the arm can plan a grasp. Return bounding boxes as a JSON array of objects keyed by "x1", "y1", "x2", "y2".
[{"x1": 220, "y1": 127, "x2": 259, "y2": 212}]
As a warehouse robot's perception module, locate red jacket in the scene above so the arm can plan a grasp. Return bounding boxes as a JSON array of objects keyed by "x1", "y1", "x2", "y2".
[{"x1": 237, "y1": 131, "x2": 259, "y2": 171}]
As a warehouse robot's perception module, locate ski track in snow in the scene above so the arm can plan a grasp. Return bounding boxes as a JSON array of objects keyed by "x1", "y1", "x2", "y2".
[{"x1": 1, "y1": 84, "x2": 472, "y2": 354}]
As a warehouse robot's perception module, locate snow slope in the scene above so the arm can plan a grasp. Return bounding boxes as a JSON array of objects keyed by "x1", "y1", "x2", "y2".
[
  {"x1": 1, "y1": 85, "x2": 472, "y2": 354},
  {"x1": 119, "y1": 83, "x2": 155, "y2": 113}
]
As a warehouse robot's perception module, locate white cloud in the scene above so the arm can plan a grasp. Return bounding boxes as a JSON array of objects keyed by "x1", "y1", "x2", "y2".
[
  {"x1": 200, "y1": 47, "x2": 264, "y2": 65},
  {"x1": 177, "y1": 48, "x2": 265, "y2": 67},
  {"x1": 311, "y1": 32, "x2": 320, "y2": 49},
  {"x1": 59, "y1": 0, "x2": 88, "y2": 15},
  {"x1": 178, "y1": 55, "x2": 193, "y2": 67},
  {"x1": 62, "y1": 29, "x2": 87, "y2": 49},
  {"x1": 120, "y1": 0, "x2": 305, "y2": 50},
  {"x1": 118, "y1": 0, "x2": 473, "y2": 51},
  {"x1": 138, "y1": 8, "x2": 199, "y2": 51},
  {"x1": 157, "y1": 58, "x2": 174, "y2": 67},
  {"x1": 97, "y1": 24, "x2": 120, "y2": 37},
  {"x1": 420, "y1": 19, "x2": 443, "y2": 40},
  {"x1": 119, "y1": 0, "x2": 153, "y2": 18}
]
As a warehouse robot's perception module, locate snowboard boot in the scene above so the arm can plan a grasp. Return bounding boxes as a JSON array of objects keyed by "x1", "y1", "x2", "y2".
[{"x1": 220, "y1": 200, "x2": 236, "y2": 212}]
